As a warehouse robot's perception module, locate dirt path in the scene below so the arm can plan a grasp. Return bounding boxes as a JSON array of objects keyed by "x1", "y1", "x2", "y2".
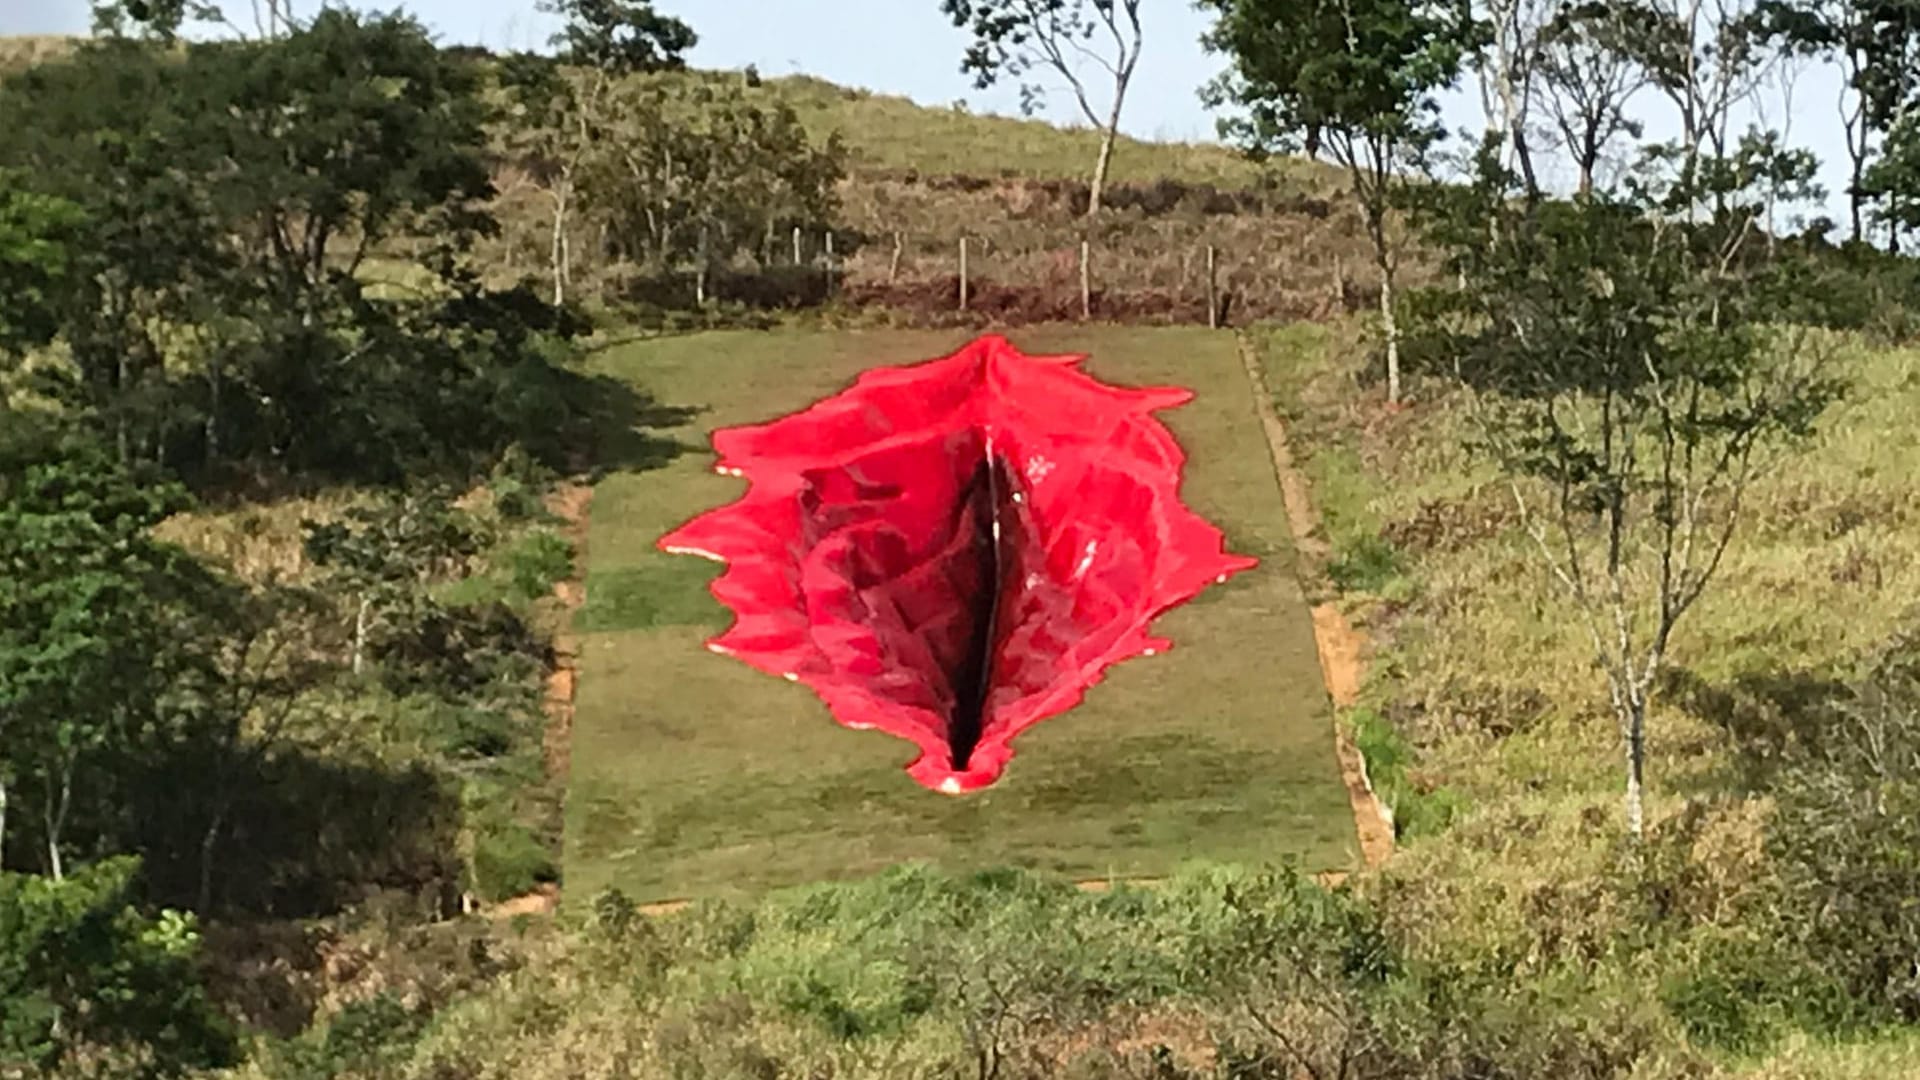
[
  {"x1": 1235, "y1": 337, "x2": 1395, "y2": 870},
  {"x1": 542, "y1": 482, "x2": 594, "y2": 785},
  {"x1": 486, "y1": 480, "x2": 592, "y2": 920}
]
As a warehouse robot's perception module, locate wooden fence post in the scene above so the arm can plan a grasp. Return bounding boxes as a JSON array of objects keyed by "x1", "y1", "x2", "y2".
[
  {"x1": 889, "y1": 231, "x2": 903, "y2": 284},
  {"x1": 824, "y1": 230, "x2": 836, "y2": 294},
  {"x1": 792, "y1": 225, "x2": 803, "y2": 266},
  {"x1": 1079, "y1": 239, "x2": 1092, "y2": 321},
  {"x1": 1206, "y1": 245, "x2": 1219, "y2": 329},
  {"x1": 959, "y1": 236, "x2": 970, "y2": 311}
]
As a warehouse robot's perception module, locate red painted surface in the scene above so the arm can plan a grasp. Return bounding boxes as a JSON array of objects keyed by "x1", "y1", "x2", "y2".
[{"x1": 658, "y1": 335, "x2": 1258, "y2": 793}]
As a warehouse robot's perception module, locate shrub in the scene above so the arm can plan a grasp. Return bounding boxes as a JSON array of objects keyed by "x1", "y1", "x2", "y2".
[
  {"x1": 373, "y1": 601, "x2": 547, "y2": 702},
  {"x1": 487, "y1": 445, "x2": 558, "y2": 522},
  {"x1": 1328, "y1": 532, "x2": 1411, "y2": 597},
  {"x1": 1350, "y1": 707, "x2": 1463, "y2": 839},
  {"x1": 0, "y1": 858, "x2": 236, "y2": 1077},
  {"x1": 1765, "y1": 640, "x2": 1920, "y2": 1026},
  {"x1": 503, "y1": 529, "x2": 574, "y2": 603},
  {"x1": 269, "y1": 993, "x2": 426, "y2": 1080},
  {"x1": 471, "y1": 823, "x2": 557, "y2": 902}
]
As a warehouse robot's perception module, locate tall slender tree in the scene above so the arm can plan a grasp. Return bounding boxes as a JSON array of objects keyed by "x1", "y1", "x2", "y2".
[
  {"x1": 1202, "y1": 0, "x2": 1479, "y2": 404},
  {"x1": 942, "y1": 0, "x2": 1144, "y2": 217}
]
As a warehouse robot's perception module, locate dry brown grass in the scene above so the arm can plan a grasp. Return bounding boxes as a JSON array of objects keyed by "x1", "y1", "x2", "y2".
[
  {"x1": 155, "y1": 493, "x2": 362, "y2": 585},
  {"x1": 0, "y1": 35, "x2": 78, "y2": 76}
]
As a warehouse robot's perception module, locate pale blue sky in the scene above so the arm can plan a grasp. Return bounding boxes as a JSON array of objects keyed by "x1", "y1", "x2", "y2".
[
  {"x1": 6, "y1": 0, "x2": 1230, "y2": 141},
  {"x1": 3, "y1": 0, "x2": 1858, "y2": 226}
]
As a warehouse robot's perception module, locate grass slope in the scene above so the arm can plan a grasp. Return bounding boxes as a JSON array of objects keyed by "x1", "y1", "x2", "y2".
[
  {"x1": 763, "y1": 74, "x2": 1292, "y2": 189},
  {"x1": 564, "y1": 325, "x2": 1355, "y2": 902},
  {"x1": 1256, "y1": 321, "x2": 1920, "y2": 1078}
]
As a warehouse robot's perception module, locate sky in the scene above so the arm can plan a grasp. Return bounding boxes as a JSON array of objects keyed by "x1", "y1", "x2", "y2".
[{"x1": 0, "y1": 0, "x2": 1862, "y2": 226}]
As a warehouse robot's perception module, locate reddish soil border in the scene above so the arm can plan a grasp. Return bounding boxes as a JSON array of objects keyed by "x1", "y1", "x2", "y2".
[
  {"x1": 1234, "y1": 337, "x2": 1395, "y2": 870},
  {"x1": 485, "y1": 481, "x2": 592, "y2": 920}
]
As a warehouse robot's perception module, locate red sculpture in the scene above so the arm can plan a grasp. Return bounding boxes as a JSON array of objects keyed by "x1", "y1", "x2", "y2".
[{"x1": 659, "y1": 334, "x2": 1257, "y2": 793}]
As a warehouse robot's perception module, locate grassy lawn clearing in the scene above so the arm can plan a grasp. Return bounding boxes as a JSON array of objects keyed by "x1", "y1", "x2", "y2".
[{"x1": 563, "y1": 325, "x2": 1356, "y2": 902}]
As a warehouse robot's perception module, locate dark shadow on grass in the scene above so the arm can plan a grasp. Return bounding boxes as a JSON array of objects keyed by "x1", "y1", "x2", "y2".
[
  {"x1": 1663, "y1": 665, "x2": 1852, "y2": 789},
  {"x1": 126, "y1": 746, "x2": 465, "y2": 921},
  {"x1": 570, "y1": 368, "x2": 707, "y2": 476}
]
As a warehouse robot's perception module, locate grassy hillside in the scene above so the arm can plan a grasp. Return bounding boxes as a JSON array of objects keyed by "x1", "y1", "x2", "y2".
[
  {"x1": 1257, "y1": 321, "x2": 1920, "y2": 1078},
  {"x1": 0, "y1": 34, "x2": 74, "y2": 74},
  {"x1": 5, "y1": 34, "x2": 1368, "y2": 320},
  {"x1": 566, "y1": 326, "x2": 1355, "y2": 902},
  {"x1": 763, "y1": 73, "x2": 1290, "y2": 188},
  {"x1": 16, "y1": 24, "x2": 1920, "y2": 1078}
]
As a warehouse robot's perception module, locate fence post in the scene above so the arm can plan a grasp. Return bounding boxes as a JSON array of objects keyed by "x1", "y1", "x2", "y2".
[
  {"x1": 889, "y1": 231, "x2": 903, "y2": 284},
  {"x1": 1080, "y1": 239, "x2": 1092, "y2": 321},
  {"x1": 1206, "y1": 245, "x2": 1219, "y2": 329},
  {"x1": 824, "y1": 230, "x2": 836, "y2": 294},
  {"x1": 792, "y1": 225, "x2": 803, "y2": 266},
  {"x1": 959, "y1": 236, "x2": 970, "y2": 311}
]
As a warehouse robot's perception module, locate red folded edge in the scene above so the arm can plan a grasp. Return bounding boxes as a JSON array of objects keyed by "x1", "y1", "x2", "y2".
[{"x1": 658, "y1": 334, "x2": 1257, "y2": 793}]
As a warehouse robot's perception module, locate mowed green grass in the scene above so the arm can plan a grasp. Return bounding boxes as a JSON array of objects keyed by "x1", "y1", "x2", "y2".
[{"x1": 564, "y1": 326, "x2": 1356, "y2": 902}]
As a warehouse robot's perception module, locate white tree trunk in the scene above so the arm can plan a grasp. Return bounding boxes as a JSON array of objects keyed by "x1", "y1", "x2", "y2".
[
  {"x1": 1624, "y1": 694, "x2": 1647, "y2": 838},
  {"x1": 0, "y1": 774, "x2": 8, "y2": 870},
  {"x1": 550, "y1": 183, "x2": 571, "y2": 307},
  {"x1": 1379, "y1": 262, "x2": 1402, "y2": 405},
  {"x1": 1089, "y1": 120, "x2": 1119, "y2": 217},
  {"x1": 199, "y1": 803, "x2": 227, "y2": 913},
  {"x1": 352, "y1": 595, "x2": 371, "y2": 677},
  {"x1": 45, "y1": 760, "x2": 71, "y2": 882}
]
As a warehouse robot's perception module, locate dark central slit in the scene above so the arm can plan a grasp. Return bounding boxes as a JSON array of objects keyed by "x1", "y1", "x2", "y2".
[{"x1": 946, "y1": 453, "x2": 1011, "y2": 770}]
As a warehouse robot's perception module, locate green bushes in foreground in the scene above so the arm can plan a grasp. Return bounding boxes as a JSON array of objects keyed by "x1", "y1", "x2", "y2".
[{"x1": 224, "y1": 863, "x2": 1710, "y2": 1080}]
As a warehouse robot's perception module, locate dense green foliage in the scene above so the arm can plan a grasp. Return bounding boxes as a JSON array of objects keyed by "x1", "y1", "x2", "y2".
[
  {"x1": 0, "y1": 438, "x2": 224, "y2": 879},
  {"x1": 0, "y1": 12, "x2": 617, "y2": 485},
  {"x1": 0, "y1": 858, "x2": 234, "y2": 1077},
  {"x1": 1201, "y1": 0, "x2": 1479, "y2": 401},
  {"x1": 2, "y1": 0, "x2": 1920, "y2": 1075}
]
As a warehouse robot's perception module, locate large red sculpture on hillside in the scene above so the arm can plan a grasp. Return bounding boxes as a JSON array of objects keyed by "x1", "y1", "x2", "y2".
[{"x1": 658, "y1": 335, "x2": 1257, "y2": 793}]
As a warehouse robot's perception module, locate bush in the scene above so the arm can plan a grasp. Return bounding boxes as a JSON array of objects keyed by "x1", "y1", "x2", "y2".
[
  {"x1": 269, "y1": 993, "x2": 425, "y2": 1080},
  {"x1": 0, "y1": 858, "x2": 236, "y2": 1077},
  {"x1": 503, "y1": 529, "x2": 574, "y2": 603},
  {"x1": 471, "y1": 823, "x2": 557, "y2": 902},
  {"x1": 1659, "y1": 932, "x2": 1792, "y2": 1055},
  {"x1": 373, "y1": 600, "x2": 548, "y2": 702},
  {"x1": 487, "y1": 445, "x2": 557, "y2": 522},
  {"x1": 1764, "y1": 640, "x2": 1920, "y2": 1026},
  {"x1": 1765, "y1": 240, "x2": 1920, "y2": 343},
  {"x1": 1328, "y1": 532, "x2": 1410, "y2": 596},
  {"x1": 1350, "y1": 707, "x2": 1463, "y2": 839}
]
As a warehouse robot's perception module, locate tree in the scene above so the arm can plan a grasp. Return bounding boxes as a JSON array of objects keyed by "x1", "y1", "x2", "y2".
[
  {"x1": 302, "y1": 492, "x2": 488, "y2": 678},
  {"x1": 1863, "y1": 109, "x2": 1920, "y2": 242},
  {"x1": 0, "y1": 39, "x2": 230, "y2": 464},
  {"x1": 539, "y1": 0, "x2": 696, "y2": 74},
  {"x1": 0, "y1": 435, "x2": 226, "y2": 879},
  {"x1": 1755, "y1": 0, "x2": 1920, "y2": 245},
  {"x1": 942, "y1": 0, "x2": 1144, "y2": 217},
  {"x1": 0, "y1": 18, "x2": 605, "y2": 486},
  {"x1": 1534, "y1": 1, "x2": 1657, "y2": 195},
  {"x1": 497, "y1": 55, "x2": 602, "y2": 306},
  {"x1": 576, "y1": 75, "x2": 844, "y2": 304},
  {"x1": 1408, "y1": 134, "x2": 1842, "y2": 837},
  {"x1": 1202, "y1": 0, "x2": 1478, "y2": 405},
  {"x1": 0, "y1": 857, "x2": 235, "y2": 1077},
  {"x1": 0, "y1": 181, "x2": 87, "y2": 356},
  {"x1": 1473, "y1": 0, "x2": 1548, "y2": 196}
]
